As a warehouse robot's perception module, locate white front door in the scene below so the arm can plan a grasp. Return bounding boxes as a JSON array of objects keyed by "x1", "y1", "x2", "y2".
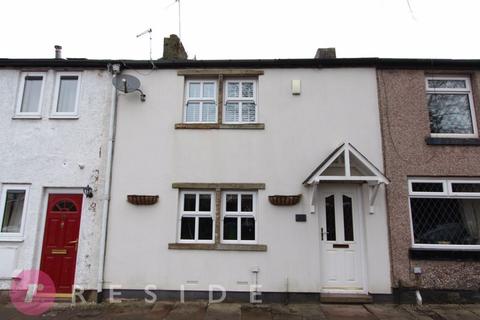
[{"x1": 318, "y1": 184, "x2": 365, "y2": 292}]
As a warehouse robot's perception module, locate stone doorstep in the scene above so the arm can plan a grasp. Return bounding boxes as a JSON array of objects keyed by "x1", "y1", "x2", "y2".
[{"x1": 320, "y1": 293, "x2": 373, "y2": 304}]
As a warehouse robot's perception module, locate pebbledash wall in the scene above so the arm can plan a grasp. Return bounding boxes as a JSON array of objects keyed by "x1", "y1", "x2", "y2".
[
  {"x1": 377, "y1": 69, "x2": 480, "y2": 291},
  {"x1": 103, "y1": 66, "x2": 392, "y2": 297},
  {"x1": 0, "y1": 67, "x2": 112, "y2": 293}
]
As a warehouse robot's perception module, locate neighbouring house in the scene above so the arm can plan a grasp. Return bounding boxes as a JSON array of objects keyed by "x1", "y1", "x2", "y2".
[
  {"x1": 102, "y1": 37, "x2": 392, "y2": 302},
  {"x1": 0, "y1": 50, "x2": 115, "y2": 301},
  {"x1": 377, "y1": 61, "x2": 480, "y2": 302}
]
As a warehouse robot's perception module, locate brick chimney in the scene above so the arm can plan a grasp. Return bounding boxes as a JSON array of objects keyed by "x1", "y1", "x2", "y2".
[
  {"x1": 314, "y1": 48, "x2": 336, "y2": 59},
  {"x1": 162, "y1": 34, "x2": 188, "y2": 60}
]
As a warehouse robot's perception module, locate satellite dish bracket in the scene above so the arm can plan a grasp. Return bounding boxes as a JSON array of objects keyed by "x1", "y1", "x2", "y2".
[{"x1": 135, "y1": 89, "x2": 146, "y2": 102}]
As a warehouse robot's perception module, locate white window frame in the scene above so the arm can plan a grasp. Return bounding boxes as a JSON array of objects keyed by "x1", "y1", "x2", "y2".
[
  {"x1": 14, "y1": 72, "x2": 46, "y2": 118},
  {"x1": 183, "y1": 80, "x2": 217, "y2": 123},
  {"x1": 51, "y1": 72, "x2": 82, "y2": 118},
  {"x1": 408, "y1": 177, "x2": 480, "y2": 250},
  {"x1": 223, "y1": 79, "x2": 258, "y2": 124},
  {"x1": 221, "y1": 191, "x2": 257, "y2": 244},
  {"x1": 448, "y1": 179, "x2": 480, "y2": 197},
  {"x1": 408, "y1": 178, "x2": 448, "y2": 196},
  {"x1": 0, "y1": 184, "x2": 30, "y2": 241},
  {"x1": 425, "y1": 76, "x2": 478, "y2": 138},
  {"x1": 178, "y1": 190, "x2": 215, "y2": 243}
]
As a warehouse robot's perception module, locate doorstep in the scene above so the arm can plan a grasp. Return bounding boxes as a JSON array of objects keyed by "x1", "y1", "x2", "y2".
[
  {"x1": 320, "y1": 293, "x2": 373, "y2": 304},
  {"x1": 37, "y1": 292, "x2": 73, "y2": 302}
]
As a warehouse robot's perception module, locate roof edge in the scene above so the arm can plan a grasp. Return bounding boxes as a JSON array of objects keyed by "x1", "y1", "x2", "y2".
[{"x1": 0, "y1": 57, "x2": 480, "y2": 70}]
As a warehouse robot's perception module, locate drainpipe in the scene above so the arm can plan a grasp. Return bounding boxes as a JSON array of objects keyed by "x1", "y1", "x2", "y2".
[
  {"x1": 97, "y1": 64, "x2": 121, "y2": 299},
  {"x1": 413, "y1": 266, "x2": 423, "y2": 305}
]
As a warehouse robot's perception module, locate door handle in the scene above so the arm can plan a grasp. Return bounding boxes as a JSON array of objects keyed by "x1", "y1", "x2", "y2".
[
  {"x1": 68, "y1": 239, "x2": 78, "y2": 250},
  {"x1": 321, "y1": 228, "x2": 329, "y2": 240}
]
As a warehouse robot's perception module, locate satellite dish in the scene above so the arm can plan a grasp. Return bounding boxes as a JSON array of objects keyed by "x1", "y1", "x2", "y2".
[
  {"x1": 112, "y1": 74, "x2": 141, "y2": 93},
  {"x1": 112, "y1": 74, "x2": 146, "y2": 102}
]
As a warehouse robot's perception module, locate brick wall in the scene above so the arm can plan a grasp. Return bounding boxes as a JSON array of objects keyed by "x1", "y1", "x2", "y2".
[{"x1": 377, "y1": 69, "x2": 480, "y2": 289}]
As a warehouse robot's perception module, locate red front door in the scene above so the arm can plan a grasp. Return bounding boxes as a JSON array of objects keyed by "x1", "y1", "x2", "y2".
[{"x1": 40, "y1": 194, "x2": 83, "y2": 294}]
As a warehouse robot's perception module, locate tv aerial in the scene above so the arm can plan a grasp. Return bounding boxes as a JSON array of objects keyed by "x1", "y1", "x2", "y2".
[
  {"x1": 164, "y1": 0, "x2": 182, "y2": 38},
  {"x1": 136, "y1": 28, "x2": 153, "y2": 61},
  {"x1": 112, "y1": 74, "x2": 146, "y2": 102}
]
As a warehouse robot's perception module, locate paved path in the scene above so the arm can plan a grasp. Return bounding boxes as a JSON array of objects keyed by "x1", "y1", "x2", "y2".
[{"x1": 2, "y1": 301, "x2": 480, "y2": 319}]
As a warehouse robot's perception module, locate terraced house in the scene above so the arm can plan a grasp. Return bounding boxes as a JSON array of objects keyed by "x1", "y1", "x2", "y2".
[
  {"x1": 103, "y1": 37, "x2": 392, "y2": 302},
  {"x1": 377, "y1": 60, "x2": 480, "y2": 302},
  {"x1": 0, "y1": 50, "x2": 115, "y2": 301},
  {"x1": 1, "y1": 36, "x2": 480, "y2": 304}
]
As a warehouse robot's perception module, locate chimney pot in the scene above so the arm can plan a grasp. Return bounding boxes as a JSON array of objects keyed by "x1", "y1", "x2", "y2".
[
  {"x1": 315, "y1": 48, "x2": 336, "y2": 59},
  {"x1": 162, "y1": 34, "x2": 187, "y2": 60},
  {"x1": 54, "y1": 45, "x2": 62, "y2": 59}
]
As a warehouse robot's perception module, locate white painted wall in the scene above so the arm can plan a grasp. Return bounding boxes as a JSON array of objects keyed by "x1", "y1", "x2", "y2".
[
  {"x1": 0, "y1": 69, "x2": 112, "y2": 290},
  {"x1": 105, "y1": 68, "x2": 391, "y2": 294}
]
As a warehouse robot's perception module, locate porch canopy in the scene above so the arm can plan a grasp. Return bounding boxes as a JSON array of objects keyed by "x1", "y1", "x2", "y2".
[{"x1": 303, "y1": 142, "x2": 389, "y2": 213}]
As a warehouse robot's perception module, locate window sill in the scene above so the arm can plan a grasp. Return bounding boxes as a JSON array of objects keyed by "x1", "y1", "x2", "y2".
[
  {"x1": 12, "y1": 115, "x2": 42, "y2": 120},
  {"x1": 410, "y1": 247, "x2": 480, "y2": 261},
  {"x1": 175, "y1": 123, "x2": 265, "y2": 130},
  {"x1": 425, "y1": 137, "x2": 480, "y2": 146},
  {"x1": 168, "y1": 243, "x2": 267, "y2": 251},
  {"x1": 0, "y1": 237, "x2": 24, "y2": 242},
  {"x1": 49, "y1": 115, "x2": 79, "y2": 120}
]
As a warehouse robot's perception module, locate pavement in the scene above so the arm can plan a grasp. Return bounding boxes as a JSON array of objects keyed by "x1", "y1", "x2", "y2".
[{"x1": 2, "y1": 301, "x2": 480, "y2": 319}]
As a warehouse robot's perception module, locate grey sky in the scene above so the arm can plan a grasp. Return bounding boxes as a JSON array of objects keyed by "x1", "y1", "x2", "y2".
[{"x1": 2, "y1": 0, "x2": 479, "y2": 60}]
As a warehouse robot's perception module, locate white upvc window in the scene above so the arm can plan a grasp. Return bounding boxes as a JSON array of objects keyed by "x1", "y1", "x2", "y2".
[
  {"x1": 224, "y1": 80, "x2": 257, "y2": 123},
  {"x1": 0, "y1": 184, "x2": 30, "y2": 241},
  {"x1": 15, "y1": 72, "x2": 46, "y2": 117},
  {"x1": 221, "y1": 191, "x2": 257, "y2": 244},
  {"x1": 178, "y1": 191, "x2": 215, "y2": 243},
  {"x1": 408, "y1": 178, "x2": 480, "y2": 249},
  {"x1": 184, "y1": 80, "x2": 217, "y2": 123},
  {"x1": 51, "y1": 72, "x2": 81, "y2": 118},
  {"x1": 425, "y1": 76, "x2": 477, "y2": 138}
]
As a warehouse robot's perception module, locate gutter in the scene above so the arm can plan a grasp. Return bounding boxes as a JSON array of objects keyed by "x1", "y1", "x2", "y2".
[
  {"x1": 1, "y1": 58, "x2": 480, "y2": 70},
  {"x1": 96, "y1": 64, "x2": 121, "y2": 298}
]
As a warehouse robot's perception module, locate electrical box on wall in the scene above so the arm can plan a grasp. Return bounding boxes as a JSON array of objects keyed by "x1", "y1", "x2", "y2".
[
  {"x1": 292, "y1": 80, "x2": 301, "y2": 95},
  {"x1": 295, "y1": 214, "x2": 307, "y2": 222}
]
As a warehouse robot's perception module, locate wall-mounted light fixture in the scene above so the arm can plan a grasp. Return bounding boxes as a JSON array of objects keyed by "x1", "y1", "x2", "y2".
[
  {"x1": 292, "y1": 80, "x2": 301, "y2": 95},
  {"x1": 83, "y1": 185, "x2": 93, "y2": 198}
]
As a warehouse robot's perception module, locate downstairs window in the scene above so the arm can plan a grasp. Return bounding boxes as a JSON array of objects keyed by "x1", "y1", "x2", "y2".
[
  {"x1": 409, "y1": 179, "x2": 480, "y2": 248},
  {"x1": 178, "y1": 191, "x2": 215, "y2": 243},
  {"x1": 0, "y1": 185, "x2": 30, "y2": 240},
  {"x1": 222, "y1": 191, "x2": 257, "y2": 243}
]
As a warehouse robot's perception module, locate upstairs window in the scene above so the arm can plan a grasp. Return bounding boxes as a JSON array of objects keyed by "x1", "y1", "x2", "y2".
[
  {"x1": 425, "y1": 76, "x2": 477, "y2": 137},
  {"x1": 15, "y1": 73, "x2": 45, "y2": 117},
  {"x1": 52, "y1": 73, "x2": 81, "y2": 117},
  {"x1": 224, "y1": 80, "x2": 257, "y2": 123},
  {"x1": 184, "y1": 80, "x2": 217, "y2": 123}
]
